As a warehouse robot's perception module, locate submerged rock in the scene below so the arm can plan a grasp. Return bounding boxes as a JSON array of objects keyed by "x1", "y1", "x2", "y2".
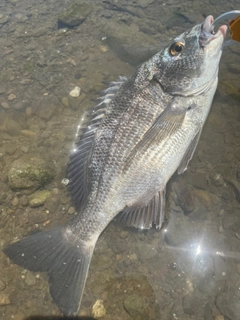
[
  {"x1": 58, "y1": 2, "x2": 93, "y2": 28},
  {"x1": 216, "y1": 289, "x2": 240, "y2": 320},
  {"x1": 92, "y1": 299, "x2": 106, "y2": 318},
  {"x1": 124, "y1": 294, "x2": 145, "y2": 318},
  {"x1": 101, "y1": 21, "x2": 160, "y2": 66},
  {"x1": 8, "y1": 157, "x2": 55, "y2": 193},
  {"x1": 29, "y1": 190, "x2": 51, "y2": 207}
]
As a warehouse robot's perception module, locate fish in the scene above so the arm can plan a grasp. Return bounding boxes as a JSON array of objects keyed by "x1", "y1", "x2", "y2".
[{"x1": 3, "y1": 15, "x2": 227, "y2": 316}]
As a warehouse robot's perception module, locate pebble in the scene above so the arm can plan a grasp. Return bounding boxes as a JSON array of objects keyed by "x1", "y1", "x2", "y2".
[
  {"x1": 92, "y1": 299, "x2": 106, "y2": 318},
  {"x1": 1, "y1": 101, "x2": 10, "y2": 109},
  {"x1": 25, "y1": 272, "x2": 36, "y2": 286},
  {"x1": 19, "y1": 195, "x2": 29, "y2": 206},
  {"x1": 68, "y1": 206, "x2": 75, "y2": 214},
  {"x1": 61, "y1": 96, "x2": 69, "y2": 107},
  {"x1": 128, "y1": 253, "x2": 138, "y2": 261},
  {"x1": 215, "y1": 316, "x2": 224, "y2": 320},
  {"x1": 20, "y1": 130, "x2": 37, "y2": 137},
  {"x1": 0, "y1": 280, "x2": 6, "y2": 291},
  {"x1": 0, "y1": 293, "x2": 10, "y2": 306},
  {"x1": 25, "y1": 106, "x2": 32, "y2": 117},
  {"x1": 21, "y1": 146, "x2": 29, "y2": 153},
  {"x1": 12, "y1": 196, "x2": 19, "y2": 206},
  {"x1": 99, "y1": 45, "x2": 108, "y2": 53},
  {"x1": 7, "y1": 93, "x2": 16, "y2": 101},
  {"x1": 69, "y1": 86, "x2": 81, "y2": 98}
]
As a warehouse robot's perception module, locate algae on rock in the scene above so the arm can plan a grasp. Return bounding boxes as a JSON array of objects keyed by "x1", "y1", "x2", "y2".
[{"x1": 8, "y1": 156, "x2": 55, "y2": 193}]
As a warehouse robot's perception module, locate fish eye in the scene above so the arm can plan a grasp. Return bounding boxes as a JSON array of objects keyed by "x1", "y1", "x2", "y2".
[{"x1": 169, "y1": 41, "x2": 185, "y2": 56}]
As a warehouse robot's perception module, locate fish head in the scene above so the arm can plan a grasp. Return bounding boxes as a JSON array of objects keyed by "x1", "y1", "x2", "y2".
[{"x1": 151, "y1": 15, "x2": 227, "y2": 95}]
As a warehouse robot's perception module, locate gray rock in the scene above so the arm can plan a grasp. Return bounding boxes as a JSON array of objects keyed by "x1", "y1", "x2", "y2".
[
  {"x1": 102, "y1": 21, "x2": 160, "y2": 66},
  {"x1": 0, "y1": 280, "x2": 6, "y2": 291},
  {"x1": 124, "y1": 294, "x2": 146, "y2": 318},
  {"x1": 183, "y1": 295, "x2": 202, "y2": 315},
  {"x1": 58, "y1": 2, "x2": 93, "y2": 28},
  {"x1": 44, "y1": 196, "x2": 60, "y2": 213},
  {"x1": 174, "y1": 182, "x2": 195, "y2": 214},
  {"x1": 8, "y1": 156, "x2": 55, "y2": 193},
  {"x1": 204, "y1": 303, "x2": 213, "y2": 320},
  {"x1": 216, "y1": 289, "x2": 240, "y2": 320},
  {"x1": 28, "y1": 211, "x2": 49, "y2": 224},
  {"x1": 25, "y1": 272, "x2": 36, "y2": 286}
]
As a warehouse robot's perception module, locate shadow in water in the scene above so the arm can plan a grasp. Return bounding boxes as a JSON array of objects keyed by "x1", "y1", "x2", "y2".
[{"x1": 25, "y1": 316, "x2": 96, "y2": 320}]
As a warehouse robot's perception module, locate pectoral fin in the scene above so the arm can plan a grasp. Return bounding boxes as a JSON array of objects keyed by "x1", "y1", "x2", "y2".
[{"x1": 124, "y1": 97, "x2": 191, "y2": 171}]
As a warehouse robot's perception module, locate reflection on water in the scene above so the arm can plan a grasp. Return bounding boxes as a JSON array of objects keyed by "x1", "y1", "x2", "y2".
[{"x1": 0, "y1": 0, "x2": 239, "y2": 319}]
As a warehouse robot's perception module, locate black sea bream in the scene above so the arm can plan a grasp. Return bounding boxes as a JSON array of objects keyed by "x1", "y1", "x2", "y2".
[{"x1": 4, "y1": 15, "x2": 227, "y2": 316}]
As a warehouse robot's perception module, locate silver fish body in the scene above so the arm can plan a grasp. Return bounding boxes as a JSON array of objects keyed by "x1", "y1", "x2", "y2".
[{"x1": 4, "y1": 16, "x2": 227, "y2": 316}]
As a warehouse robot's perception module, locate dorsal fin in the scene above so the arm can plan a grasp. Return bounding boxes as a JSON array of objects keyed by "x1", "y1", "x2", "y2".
[{"x1": 66, "y1": 77, "x2": 127, "y2": 210}]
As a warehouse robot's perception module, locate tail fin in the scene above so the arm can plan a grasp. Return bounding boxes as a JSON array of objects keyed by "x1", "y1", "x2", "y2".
[{"x1": 3, "y1": 227, "x2": 95, "y2": 316}]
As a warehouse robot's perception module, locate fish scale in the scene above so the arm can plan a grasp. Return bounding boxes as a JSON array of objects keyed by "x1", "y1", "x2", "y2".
[{"x1": 3, "y1": 16, "x2": 227, "y2": 316}]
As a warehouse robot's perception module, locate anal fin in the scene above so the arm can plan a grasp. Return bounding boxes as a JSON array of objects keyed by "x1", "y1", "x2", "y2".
[{"x1": 118, "y1": 189, "x2": 166, "y2": 230}]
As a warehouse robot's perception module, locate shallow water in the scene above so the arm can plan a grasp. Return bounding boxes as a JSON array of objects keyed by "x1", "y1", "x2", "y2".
[{"x1": 0, "y1": 0, "x2": 240, "y2": 319}]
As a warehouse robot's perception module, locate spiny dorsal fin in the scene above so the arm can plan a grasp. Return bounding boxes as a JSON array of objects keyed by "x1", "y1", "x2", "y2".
[{"x1": 67, "y1": 77, "x2": 127, "y2": 210}]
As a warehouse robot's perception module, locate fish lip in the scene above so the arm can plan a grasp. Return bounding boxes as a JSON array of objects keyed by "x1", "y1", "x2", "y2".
[{"x1": 199, "y1": 15, "x2": 227, "y2": 47}]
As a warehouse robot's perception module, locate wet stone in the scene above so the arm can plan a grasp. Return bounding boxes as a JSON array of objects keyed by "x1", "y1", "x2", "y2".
[
  {"x1": 7, "y1": 93, "x2": 16, "y2": 101},
  {"x1": 44, "y1": 196, "x2": 60, "y2": 213},
  {"x1": 183, "y1": 295, "x2": 202, "y2": 315},
  {"x1": 58, "y1": 2, "x2": 93, "y2": 28},
  {"x1": 124, "y1": 294, "x2": 146, "y2": 318},
  {"x1": 0, "y1": 280, "x2": 6, "y2": 291},
  {"x1": 204, "y1": 303, "x2": 213, "y2": 320},
  {"x1": 8, "y1": 156, "x2": 55, "y2": 193},
  {"x1": 0, "y1": 293, "x2": 10, "y2": 305},
  {"x1": 1, "y1": 101, "x2": 10, "y2": 109},
  {"x1": 29, "y1": 190, "x2": 51, "y2": 208},
  {"x1": 68, "y1": 206, "x2": 75, "y2": 214},
  {"x1": 102, "y1": 21, "x2": 160, "y2": 66},
  {"x1": 25, "y1": 272, "x2": 36, "y2": 286},
  {"x1": 216, "y1": 289, "x2": 240, "y2": 320},
  {"x1": 19, "y1": 195, "x2": 29, "y2": 206},
  {"x1": 92, "y1": 299, "x2": 106, "y2": 318},
  {"x1": 28, "y1": 211, "x2": 49, "y2": 224},
  {"x1": 12, "y1": 196, "x2": 19, "y2": 206},
  {"x1": 174, "y1": 182, "x2": 195, "y2": 214},
  {"x1": 69, "y1": 86, "x2": 81, "y2": 97}
]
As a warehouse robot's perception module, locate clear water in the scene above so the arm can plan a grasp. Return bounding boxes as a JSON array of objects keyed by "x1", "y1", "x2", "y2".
[{"x1": 0, "y1": 0, "x2": 240, "y2": 319}]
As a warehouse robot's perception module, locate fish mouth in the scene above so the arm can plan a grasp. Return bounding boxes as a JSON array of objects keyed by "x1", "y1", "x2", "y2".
[{"x1": 199, "y1": 15, "x2": 227, "y2": 47}]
